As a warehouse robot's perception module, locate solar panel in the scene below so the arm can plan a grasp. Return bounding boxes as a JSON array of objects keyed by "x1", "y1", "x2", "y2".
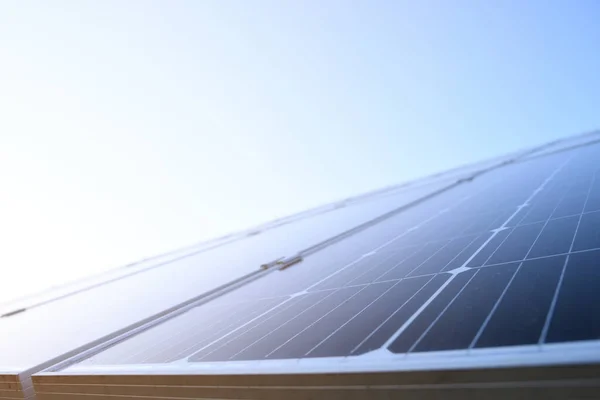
[
  {"x1": 0, "y1": 176, "x2": 463, "y2": 372},
  {"x1": 5, "y1": 132, "x2": 600, "y2": 399},
  {"x1": 37, "y1": 140, "x2": 600, "y2": 381}
]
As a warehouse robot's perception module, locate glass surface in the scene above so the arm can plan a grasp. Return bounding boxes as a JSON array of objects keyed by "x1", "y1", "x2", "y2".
[
  {"x1": 61, "y1": 143, "x2": 600, "y2": 369},
  {"x1": 0, "y1": 168, "x2": 460, "y2": 370}
]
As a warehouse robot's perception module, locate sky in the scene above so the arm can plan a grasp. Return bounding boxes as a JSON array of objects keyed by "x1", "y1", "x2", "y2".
[{"x1": 1, "y1": 0, "x2": 599, "y2": 303}]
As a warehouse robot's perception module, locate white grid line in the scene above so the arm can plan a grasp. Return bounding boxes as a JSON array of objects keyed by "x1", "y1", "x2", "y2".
[
  {"x1": 349, "y1": 274, "x2": 437, "y2": 355},
  {"x1": 408, "y1": 269, "x2": 480, "y2": 353},
  {"x1": 538, "y1": 168, "x2": 598, "y2": 344},
  {"x1": 376, "y1": 239, "x2": 453, "y2": 282},
  {"x1": 379, "y1": 158, "x2": 569, "y2": 352},
  {"x1": 227, "y1": 285, "x2": 371, "y2": 360},
  {"x1": 469, "y1": 158, "x2": 575, "y2": 349},
  {"x1": 301, "y1": 279, "x2": 408, "y2": 357},
  {"x1": 63, "y1": 149, "x2": 600, "y2": 368},
  {"x1": 187, "y1": 295, "x2": 306, "y2": 362}
]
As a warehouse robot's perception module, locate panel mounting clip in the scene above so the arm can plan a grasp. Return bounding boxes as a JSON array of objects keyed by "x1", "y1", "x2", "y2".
[
  {"x1": 278, "y1": 255, "x2": 303, "y2": 271},
  {"x1": 260, "y1": 255, "x2": 304, "y2": 271}
]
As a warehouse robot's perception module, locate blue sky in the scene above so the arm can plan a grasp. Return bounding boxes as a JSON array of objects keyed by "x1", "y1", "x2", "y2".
[{"x1": 1, "y1": 1, "x2": 599, "y2": 301}]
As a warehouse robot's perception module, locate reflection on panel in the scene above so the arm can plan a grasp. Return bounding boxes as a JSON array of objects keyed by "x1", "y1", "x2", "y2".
[
  {"x1": 0, "y1": 161, "x2": 469, "y2": 371},
  {"x1": 58, "y1": 142, "x2": 600, "y2": 370}
]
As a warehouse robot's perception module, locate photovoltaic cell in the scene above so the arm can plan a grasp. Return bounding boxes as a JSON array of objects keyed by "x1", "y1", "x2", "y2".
[
  {"x1": 546, "y1": 250, "x2": 600, "y2": 343},
  {"x1": 266, "y1": 282, "x2": 395, "y2": 360},
  {"x1": 351, "y1": 274, "x2": 450, "y2": 355},
  {"x1": 301, "y1": 275, "x2": 433, "y2": 358},
  {"x1": 59, "y1": 140, "x2": 600, "y2": 371},
  {"x1": 473, "y1": 256, "x2": 565, "y2": 348},
  {"x1": 413, "y1": 263, "x2": 518, "y2": 352},
  {"x1": 572, "y1": 211, "x2": 600, "y2": 251},
  {"x1": 552, "y1": 193, "x2": 587, "y2": 218},
  {"x1": 485, "y1": 222, "x2": 544, "y2": 265},
  {"x1": 527, "y1": 216, "x2": 579, "y2": 258},
  {"x1": 388, "y1": 269, "x2": 478, "y2": 353}
]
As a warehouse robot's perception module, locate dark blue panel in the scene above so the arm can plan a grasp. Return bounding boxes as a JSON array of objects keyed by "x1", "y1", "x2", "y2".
[
  {"x1": 466, "y1": 229, "x2": 511, "y2": 267},
  {"x1": 152, "y1": 297, "x2": 286, "y2": 363},
  {"x1": 408, "y1": 235, "x2": 477, "y2": 277},
  {"x1": 486, "y1": 222, "x2": 544, "y2": 265},
  {"x1": 84, "y1": 299, "x2": 246, "y2": 365},
  {"x1": 413, "y1": 263, "x2": 517, "y2": 352},
  {"x1": 584, "y1": 180, "x2": 600, "y2": 212},
  {"x1": 518, "y1": 201, "x2": 560, "y2": 225},
  {"x1": 527, "y1": 216, "x2": 578, "y2": 258},
  {"x1": 352, "y1": 273, "x2": 450, "y2": 355},
  {"x1": 265, "y1": 282, "x2": 396, "y2": 359},
  {"x1": 546, "y1": 250, "x2": 600, "y2": 343},
  {"x1": 460, "y1": 212, "x2": 500, "y2": 236},
  {"x1": 474, "y1": 256, "x2": 564, "y2": 348},
  {"x1": 340, "y1": 245, "x2": 423, "y2": 287},
  {"x1": 375, "y1": 241, "x2": 450, "y2": 281},
  {"x1": 308, "y1": 252, "x2": 390, "y2": 291},
  {"x1": 443, "y1": 233, "x2": 491, "y2": 271},
  {"x1": 572, "y1": 211, "x2": 600, "y2": 251},
  {"x1": 301, "y1": 276, "x2": 432, "y2": 358},
  {"x1": 184, "y1": 296, "x2": 308, "y2": 362},
  {"x1": 192, "y1": 290, "x2": 336, "y2": 361},
  {"x1": 552, "y1": 194, "x2": 587, "y2": 218},
  {"x1": 388, "y1": 269, "x2": 477, "y2": 354}
]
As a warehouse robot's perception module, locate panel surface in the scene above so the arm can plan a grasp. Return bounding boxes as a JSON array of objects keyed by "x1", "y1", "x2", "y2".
[
  {"x1": 0, "y1": 173, "x2": 457, "y2": 371},
  {"x1": 59, "y1": 142, "x2": 600, "y2": 371}
]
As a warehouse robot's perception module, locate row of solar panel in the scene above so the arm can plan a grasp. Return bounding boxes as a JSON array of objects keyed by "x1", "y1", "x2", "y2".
[{"x1": 67, "y1": 143, "x2": 600, "y2": 369}]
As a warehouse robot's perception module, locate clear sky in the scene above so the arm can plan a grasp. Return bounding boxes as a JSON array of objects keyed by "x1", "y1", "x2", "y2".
[{"x1": 1, "y1": 0, "x2": 599, "y2": 303}]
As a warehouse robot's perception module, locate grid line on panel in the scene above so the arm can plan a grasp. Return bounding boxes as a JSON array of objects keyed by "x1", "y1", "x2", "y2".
[
  {"x1": 465, "y1": 265, "x2": 522, "y2": 349},
  {"x1": 306, "y1": 207, "x2": 512, "y2": 297},
  {"x1": 158, "y1": 298, "x2": 291, "y2": 360},
  {"x1": 8, "y1": 138, "x2": 594, "y2": 339},
  {"x1": 135, "y1": 299, "x2": 262, "y2": 363},
  {"x1": 59, "y1": 146, "x2": 600, "y2": 368},
  {"x1": 202, "y1": 155, "x2": 578, "y2": 361},
  {"x1": 341, "y1": 245, "x2": 423, "y2": 288},
  {"x1": 76, "y1": 299, "x2": 249, "y2": 366},
  {"x1": 539, "y1": 169, "x2": 598, "y2": 344},
  {"x1": 192, "y1": 292, "x2": 320, "y2": 361},
  {"x1": 298, "y1": 189, "x2": 487, "y2": 296},
  {"x1": 480, "y1": 181, "x2": 571, "y2": 267},
  {"x1": 402, "y1": 240, "x2": 456, "y2": 278},
  {"x1": 512, "y1": 179, "x2": 564, "y2": 226},
  {"x1": 103, "y1": 301, "x2": 242, "y2": 365},
  {"x1": 342, "y1": 208, "x2": 548, "y2": 290},
  {"x1": 309, "y1": 274, "x2": 438, "y2": 294},
  {"x1": 387, "y1": 155, "x2": 571, "y2": 353},
  {"x1": 349, "y1": 274, "x2": 438, "y2": 354},
  {"x1": 301, "y1": 277, "x2": 416, "y2": 357},
  {"x1": 67, "y1": 184, "x2": 486, "y2": 367},
  {"x1": 522, "y1": 209, "x2": 600, "y2": 225},
  {"x1": 408, "y1": 269, "x2": 481, "y2": 353},
  {"x1": 468, "y1": 160, "x2": 584, "y2": 349},
  {"x1": 225, "y1": 286, "x2": 371, "y2": 360},
  {"x1": 203, "y1": 245, "x2": 600, "y2": 300},
  {"x1": 371, "y1": 241, "x2": 450, "y2": 283},
  {"x1": 439, "y1": 234, "x2": 486, "y2": 272},
  {"x1": 267, "y1": 284, "x2": 389, "y2": 358},
  {"x1": 466, "y1": 246, "x2": 600, "y2": 271},
  {"x1": 166, "y1": 297, "x2": 293, "y2": 362},
  {"x1": 300, "y1": 199, "x2": 468, "y2": 293},
  {"x1": 116, "y1": 297, "x2": 287, "y2": 365},
  {"x1": 140, "y1": 299, "x2": 280, "y2": 363}
]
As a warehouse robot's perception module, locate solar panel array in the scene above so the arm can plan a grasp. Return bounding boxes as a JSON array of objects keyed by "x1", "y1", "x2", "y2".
[
  {"x1": 0, "y1": 170, "x2": 459, "y2": 373},
  {"x1": 0, "y1": 132, "x2": 598, "y2": 400},
  {"x1": 57, "y1": 141, "x2": 600, "y2": 371}
]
